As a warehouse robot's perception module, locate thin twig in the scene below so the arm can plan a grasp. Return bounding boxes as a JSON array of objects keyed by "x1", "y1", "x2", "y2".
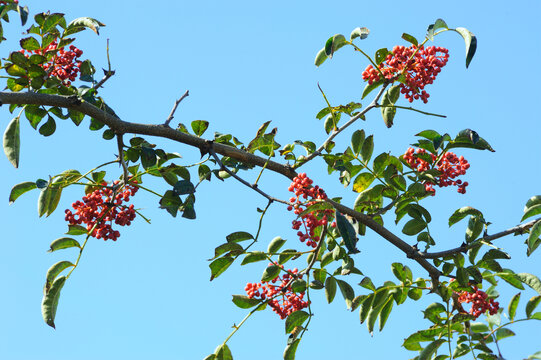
[
  {"x1": 164, "y1": 90, "x2": 190, "y2": 127},
  {"x1": 94, "y1": 39, "x2": 115, "y2": 91},
  {"x1": 376, "y1": 104, "x2": 447, "y2": 118},
  {"x1": 416, "y1": 217, "x2": 541, "y2": 259},
  {"x1": 302, "y1": 225, "x2": 327, "y2": 276},
  {"x1": 116, "y1": 133, "x2": 130, "y2": 184},
  {"x1": 295, "y1": 82, "x2": 389, "y2": 169},
  {"x1": 208, "y1": 145, "x2": 292, "y2": 206}
]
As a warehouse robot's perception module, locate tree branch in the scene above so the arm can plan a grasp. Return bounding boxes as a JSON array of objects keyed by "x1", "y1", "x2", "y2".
[
  {"x1": 208, "y1": 145, "x2": 292, "y2": 206},
  {"x1": 0, "y1": 90, "x2": 443, "y2": 287},
  {"x1": 295, "y1": 82, "x2": 389, "y2": 169},
  {"x1": 326, "y1": 198, "x2": 442, "y2": 286},
  {"x1": 416, "y1": 217, "x2": 541, "y2": 259},
  {"x1": 0, "y1": 92, "x2": 298, "y2": 180},
  {"x1": 164, "y1": 90, "x2": 189, "y2": 127}
]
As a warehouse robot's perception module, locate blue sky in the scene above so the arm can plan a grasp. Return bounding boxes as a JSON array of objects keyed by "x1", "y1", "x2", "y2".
[{"x1": 1, "y1": 1, "x2": 541, "y2": 359}]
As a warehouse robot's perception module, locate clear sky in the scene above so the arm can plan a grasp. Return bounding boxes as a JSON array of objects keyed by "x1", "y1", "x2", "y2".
[{"x1": 1, "y1": 1, "x2": 541, "y2": 359}]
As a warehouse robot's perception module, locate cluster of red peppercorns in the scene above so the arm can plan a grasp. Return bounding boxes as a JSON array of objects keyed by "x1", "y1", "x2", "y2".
[
  {"x1": 64, "y1": 180, "x2": 138, "y2": 241},
  {"x1": 245, "y1": 266, "x2": 309, "y2": 319},
  {"x1": 0, "y1": 0, "x2": 18, "y2": 4},
  {"x1": 456, "y1": 285, "x2": 500, "y2": 319},
  {"x1": 287, "y1": 173, "x2": 334, "y2": 248},
  {"x1": 403, "y1": 147, "x2": 469, "y2": 195},
  {"x1": 19, "y1": 40, "x2": 83, "y2": 86},
  {"x1": 362, "y1": 45, "x2": 449, "y2": 103}
]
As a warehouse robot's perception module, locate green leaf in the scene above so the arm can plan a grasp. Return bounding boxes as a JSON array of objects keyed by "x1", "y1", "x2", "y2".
[
  {"x1": 231, "y1": 295, "x2": 261, "y2": 309},
  {"x1": 508, "y1": 293, "x2": 520, "y2": 321},
  {"x1": 380, "y1": 85, "x2": 401, "y2": 128},
  {"x1": 191, "y1": 120, "x2": 209, "y2": 137},
  {"x1": 314, "y1": 48, "x2": 327, "y2": 67},
  {"x1": 401, "y1": 33, "x2": 418, "y2": 46},
  {"x1": 8, "y1": 181, "x2": 36, "y2": 204},
  {"x1": 352, "y1": 172, "x2": 374, "y2": 193},
  {"x1": 375, "y1": 48, "x2": 389, "y2": 65},
  {"x1": 291, "y1": 279, "x2": 307, "y2": 293},
  {"x1": 336, "y1": 279, "x2": 355, "y2": 309},
  {"x1": 46, "y1": 261, "x2": 73, "y2": 285},
  {"x1": 350, "y1": 27, "x2": 369, "y2": 41},
  {"x1": 360, "y1": 134, "x2": 374, "y2": 163},
  {"x1": 526, "y1": 295, "x2": 541, "y2": 318},
  {"x1": 283, "y1": 339, "x2": 300, "y2": 360},
  {"x1": 495, "y1": 328, "x2": 515, "y2": 340},
  {"x1": 19, "y1": 36, "x2": 40, "y2": 50},
  {"x1": 367, "y1": 291, "x2": 390, "y2": 334},
  {"x1": 66, "y1": 224, "x2": 87, "y2": 236},
  {"x1": 531, "y1": 312, "x2": 541, "y2": 320},
  {"x1": 214, "y1": 344, "x2": 232, "y2": 360},
  {"x1": 209, "y1": 256, "x2": 234, "y2": 281},
  {"x1": 37, "y1": 179, "x2": 63, "y2": 217},
  {"x1": 335, "y1": 210, "x2": 359, "y2": 253},
  {"x1": 359, "y1": 293, "x2": 375, "y2": 324},
  {"x1": 42, "y1": 13, "x2": 65, "y2": 33},
  {"x1": 226, "y1": 231, "x2": 253, "y2": 242},
  {"x1": 48, "y1": 237, "x2": 81, "y2": 252},
  {"x1": 427, "y1": 19, "x2": 448, "y2": 41},
  {"x1": 525, "y1": 195, "x2": 541, "y2": 209},
  {"x1": 453, "y1": 343, "x2": 470, "y2": 358},
  {"x1": 41, "y1": 275, "x2": 67, "y2": 328},
  {"x1": 325, "y1": 276, "x2": 337, "y2": 303},
  {"x1": 516, "y1": 273, "x2": 541, "y2": 295},
  {"x1": 416, "y1": 129, "x2": 442, "y2": 141},
  {"x1": 351, "y1": 129, "x2": 365, "y2": 155},
  {"x1": 466, "y1": 216, "x2": 484, "y2": 243},
  {"x1": 198, "y1": 164, "x2": 211, "y2": 181},
  {"x1": 456, "y1": 267, "x2": 469, "y2": 287},
  {"x1": 402, "y1": 218, "x2": 426, "y2": 236},
  {"x1": 212, "y1": 242, "x2": 243, "y2": 259},
  {"x1": 285, "y1": 310, "x2": 309, "y2": 333},
  {"x1": 278, "y1": 249, "x2": 298, "y2": 265},
  {"x1": 39, "y1": 115, "x2": 56, "y2": 136},
  {"x1": 378, "y1": 297, "x2": 393, "y2": 331},
  {"x1": 241, "y1": 251, "x2": 267, "y2": 265},
  {"x1": 361, "y1": 79, "x2": 383, "y2": 99},
  {"x1": 522, "y1": 204, "x2": 541, "y2": 222},
  {"x1": 268, "y1": 236, "x2": 286, "y2": 253},
  {"x1": 66, "y1": 17, "x2": 105, "y2": 35},
  {"x1": 3, "y1": 116, "x2": 20, "y2": 168},
  {"x1": 449, "y1": 207, "x2": 483, "y2": 226},
  {"x1": 324, "y1": 34, "x2": 347, "y2": 58},
  {"x1": 481, "y1": 249, "x2": 510, "y2": 262},
  {"x1": 261, "y1": 264, "x2": 281, "y2": 282},
  {"x1": 527, "y1": 220, "x2": 541, "y2": 256},
  {"x1": 419, "y1": 339, "x2": 446, "y2": 360},
  {"x1": 454, "y1": 27, "x2": 477, "y2": 68},
  {"x1": 173, "y1": 180, "x2": 195, "y2": 195}
]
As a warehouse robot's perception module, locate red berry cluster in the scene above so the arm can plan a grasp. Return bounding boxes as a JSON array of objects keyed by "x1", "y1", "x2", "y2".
[
  {"x1": 456, "y1": 285, "x2": 499, "y2": 319},
  {"x1": 245, "y1": 266, "x2": 309, "y2": 319},
  {"x1": 403, "y1": 147, "x2": 470, "y2": 195},
  {"x1": 287, "y1": 173, "x2": 334, "y2": 248},
  {"x1": 64, "y1": 180, "x2": 138, "y2": 241},
  {"x1": 19, "y1": 41, "x2": 83, "y2": 86},
  {"x1": 0, "y1": 1, "x2": 18, "y2": 4},
  {"x1": 362, "y1": 45, "x2": 449, "y2": 103}
]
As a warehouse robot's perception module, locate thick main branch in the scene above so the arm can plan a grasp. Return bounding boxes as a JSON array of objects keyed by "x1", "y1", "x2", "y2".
[{"x1": 0, "y1": 92, "x2": 297, "y2": 180}]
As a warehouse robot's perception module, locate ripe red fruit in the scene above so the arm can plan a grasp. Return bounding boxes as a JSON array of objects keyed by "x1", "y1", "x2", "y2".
[
  {"x1": 64, "y1": 181, "x2": 138, "y2": 241},
  {"x1": 362, "y1": 45, "x2": 449, "y2": 103},
  {"x1": 287, "y1": 173, "x2": 333, "y2": 247}
]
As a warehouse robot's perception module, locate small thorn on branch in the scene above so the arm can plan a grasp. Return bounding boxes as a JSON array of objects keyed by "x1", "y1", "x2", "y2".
[{"x1": 164, "y1": 90, "x2": 190, "y2": 127}]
